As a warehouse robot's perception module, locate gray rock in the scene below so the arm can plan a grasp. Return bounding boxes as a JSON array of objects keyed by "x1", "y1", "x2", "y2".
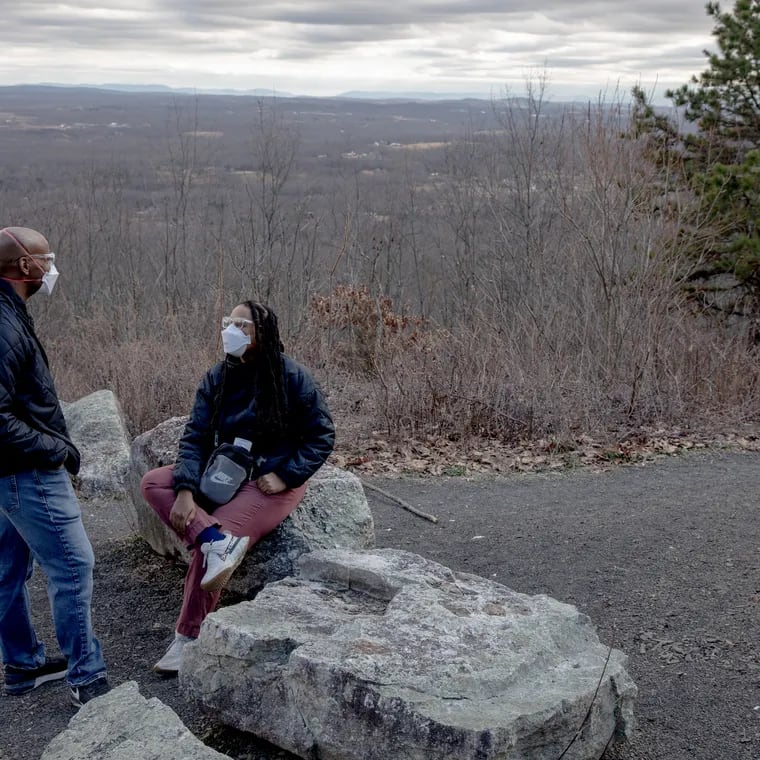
[
  {"x1": 126, "y1": 417, "x2": 190, "y2": 559},
  {"x1": 235, "y1": 463, "x2": 376, "y2": 595},
  {"x1": 127, "y1": 417, "x2": 375, "y2": 597},
  {"x1": 180, "y1": 548, "x2": 636, "y2": 760},
  {"x1": 41, "y1": 681, "x2": 230, "y2": 759},
  {"x1": 61, "y1": 390, "x2": 131, "y2": 499}
]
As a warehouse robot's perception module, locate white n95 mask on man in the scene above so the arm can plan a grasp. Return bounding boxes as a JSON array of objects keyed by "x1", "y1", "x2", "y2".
[
  {"x1": 39, "y1": 263, "x2": 59, "y2": 296},
  {"x1": 221, "y1": 324, "x2": 251, "y2": 357}
]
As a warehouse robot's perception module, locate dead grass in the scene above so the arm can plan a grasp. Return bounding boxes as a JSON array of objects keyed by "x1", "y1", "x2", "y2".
[
  {"x1": 289, "y1": 286, "x2": 760, "y2": 475},
  {"x1": 49, "y1": 308, "x2": 218, "y2": 437},
  {"x1": 41, "y1": 282, "x2": 760, "y2": 471}
]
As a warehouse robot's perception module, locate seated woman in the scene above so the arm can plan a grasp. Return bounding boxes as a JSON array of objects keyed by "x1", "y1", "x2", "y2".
[{"x1": 141, "y1": 300, "x2": 334, "y2": 675}]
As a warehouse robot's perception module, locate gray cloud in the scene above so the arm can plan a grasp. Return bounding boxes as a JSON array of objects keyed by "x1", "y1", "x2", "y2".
[{"x1": 0, "y1": 0, "x2": 717, "y2": 96}]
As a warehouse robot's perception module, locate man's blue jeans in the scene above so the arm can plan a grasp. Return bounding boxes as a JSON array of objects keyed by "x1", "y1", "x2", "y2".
[{"x1": 0, "y1": 468, "x2": 106, "y2": 686}]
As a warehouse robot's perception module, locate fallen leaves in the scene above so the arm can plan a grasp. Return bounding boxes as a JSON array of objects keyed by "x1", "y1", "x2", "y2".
[{"x1": 328, "y1": 426, "x2": 759, "y2": 477}]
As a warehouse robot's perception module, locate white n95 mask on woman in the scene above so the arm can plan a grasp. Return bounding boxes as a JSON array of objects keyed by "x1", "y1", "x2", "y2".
[{"x1": 221, "y1": 324, "x2": 251, "y2": 357}]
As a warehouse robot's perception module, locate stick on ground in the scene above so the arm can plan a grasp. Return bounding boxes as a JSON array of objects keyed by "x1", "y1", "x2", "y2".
[{"x1": 360, "y1": 480, "x2": 439, "y2": 523}]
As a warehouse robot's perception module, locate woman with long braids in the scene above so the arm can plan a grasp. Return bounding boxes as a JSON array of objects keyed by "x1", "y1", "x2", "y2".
[{"x1": 140, "y1": 301, "x2": 334, "y2": 675}]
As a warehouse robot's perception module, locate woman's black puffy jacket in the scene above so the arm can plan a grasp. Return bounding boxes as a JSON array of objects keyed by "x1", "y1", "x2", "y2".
[{"x1": 172, "y1": 354, "x2": 334, "y2": 495}]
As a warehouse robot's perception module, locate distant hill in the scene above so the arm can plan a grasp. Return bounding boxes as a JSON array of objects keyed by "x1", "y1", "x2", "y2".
[
  {"x1": 37, "y1": 82, "x2": 295, "y2": 98},
  {"x1": 31, "y1": 81, "x2": 499, "y2": 102}
]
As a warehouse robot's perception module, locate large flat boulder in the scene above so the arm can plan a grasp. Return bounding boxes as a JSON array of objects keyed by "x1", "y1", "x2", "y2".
[
  {"x1": 127, "y1": 417, "x2": 375, "y2": 596},
  {"x1": 61, "y1": 390, "x2": 131, "y2": 499},
  {"x1": 41, "y1": 681, "x2": 229, "y2": 759},
  {"x1": 180, "y1": 548, "x2": 637, "y2": 760}
]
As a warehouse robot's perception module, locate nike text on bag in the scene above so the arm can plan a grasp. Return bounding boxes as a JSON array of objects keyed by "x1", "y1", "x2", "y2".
[{"x1": 199, "y1": 442, "x2": 254, "y2": 506}]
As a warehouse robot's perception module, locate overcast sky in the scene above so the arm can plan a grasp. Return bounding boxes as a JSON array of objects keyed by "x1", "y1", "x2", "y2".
[{"x1": 0, "y1": 1, "x2": 716, "y2": 100}]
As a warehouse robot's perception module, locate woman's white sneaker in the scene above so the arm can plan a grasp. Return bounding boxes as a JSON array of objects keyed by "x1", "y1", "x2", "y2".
[
  {"x1": 199, "y1": 533, "x2": 250, "y2": 591},
  {"x1": 153, "y1": 633, "x2": 196, "y2": 676}
]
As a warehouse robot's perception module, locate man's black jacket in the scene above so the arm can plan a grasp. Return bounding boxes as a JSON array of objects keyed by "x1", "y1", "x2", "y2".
[
  {"x1": 0, "y1": 279, "x2": 80, "y2": 476},
  {"x1": 173, "y1": 354, "x2": 335, "y2": 495}
]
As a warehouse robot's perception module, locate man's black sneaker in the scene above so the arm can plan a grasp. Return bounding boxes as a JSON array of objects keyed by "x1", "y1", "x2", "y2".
[
  {"x1": 4, "y1": 656, "x2": 68, "y2": 695},
  {"x1": 69, "y1": 676, "x2": 111, "y2": 708}
]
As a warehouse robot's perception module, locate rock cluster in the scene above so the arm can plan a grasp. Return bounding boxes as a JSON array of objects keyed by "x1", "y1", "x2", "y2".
[{"x1": 43, "y1": 396, "x2": 636, "y2": 760}]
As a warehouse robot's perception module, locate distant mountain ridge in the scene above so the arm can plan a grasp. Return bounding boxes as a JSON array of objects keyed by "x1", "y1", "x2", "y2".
[
  {"x1": 30, "y1": 81, "x2": 496, "y2": 101},
  {"x1": 5, "y1": 82, "x2": 661, "y2": 111},
  {"x1": 36, "y1": 82, "x2": 295, "y2": 97}
]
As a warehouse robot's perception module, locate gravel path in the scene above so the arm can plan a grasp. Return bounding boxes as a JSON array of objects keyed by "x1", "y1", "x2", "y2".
[
  {"x1": 368, "y1": 448, "x2": 760, "y2": 760},
  {"x1": 2, "y1": 448, "x2": 759, "y2": 759}
]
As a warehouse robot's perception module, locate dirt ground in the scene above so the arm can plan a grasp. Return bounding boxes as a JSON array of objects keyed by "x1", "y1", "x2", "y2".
[{"x1": 2, "y1": 447, "x2": 759, "y2": 760}]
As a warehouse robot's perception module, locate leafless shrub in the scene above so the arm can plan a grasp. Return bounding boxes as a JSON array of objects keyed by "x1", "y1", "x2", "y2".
[{"x1": 49, "y1": 305, "x2": 217, "y2": 436}]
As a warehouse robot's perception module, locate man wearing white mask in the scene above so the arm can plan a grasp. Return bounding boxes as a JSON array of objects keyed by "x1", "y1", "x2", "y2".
[
  {"x1": 0, "y1": 226, "x2": 110, "y2": 707},
  {"x1": 140, "y1": 300, "x2": 334, "y2": 675}
]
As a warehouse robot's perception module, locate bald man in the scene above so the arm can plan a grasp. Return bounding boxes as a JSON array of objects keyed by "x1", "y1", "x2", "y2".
[{"x1": 0, "y1": 227, "x2": 109, "y2": 707}]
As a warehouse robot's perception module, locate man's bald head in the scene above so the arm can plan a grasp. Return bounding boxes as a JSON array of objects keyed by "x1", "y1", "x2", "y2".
[
  {"x1": 0, "y1": 227, "x2": 50, "y2": 268},
  {"x1": 0, "y1": 227, "x2": 53, "y2": 301}
]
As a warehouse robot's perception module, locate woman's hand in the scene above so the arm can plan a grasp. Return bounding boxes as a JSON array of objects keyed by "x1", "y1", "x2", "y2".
[
  {"x1": 170, "y1": 490, "x2": 198, "y2": 535},
  {"x1": 257, "y1": 472, "x2": 287, "y2": 495}
]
